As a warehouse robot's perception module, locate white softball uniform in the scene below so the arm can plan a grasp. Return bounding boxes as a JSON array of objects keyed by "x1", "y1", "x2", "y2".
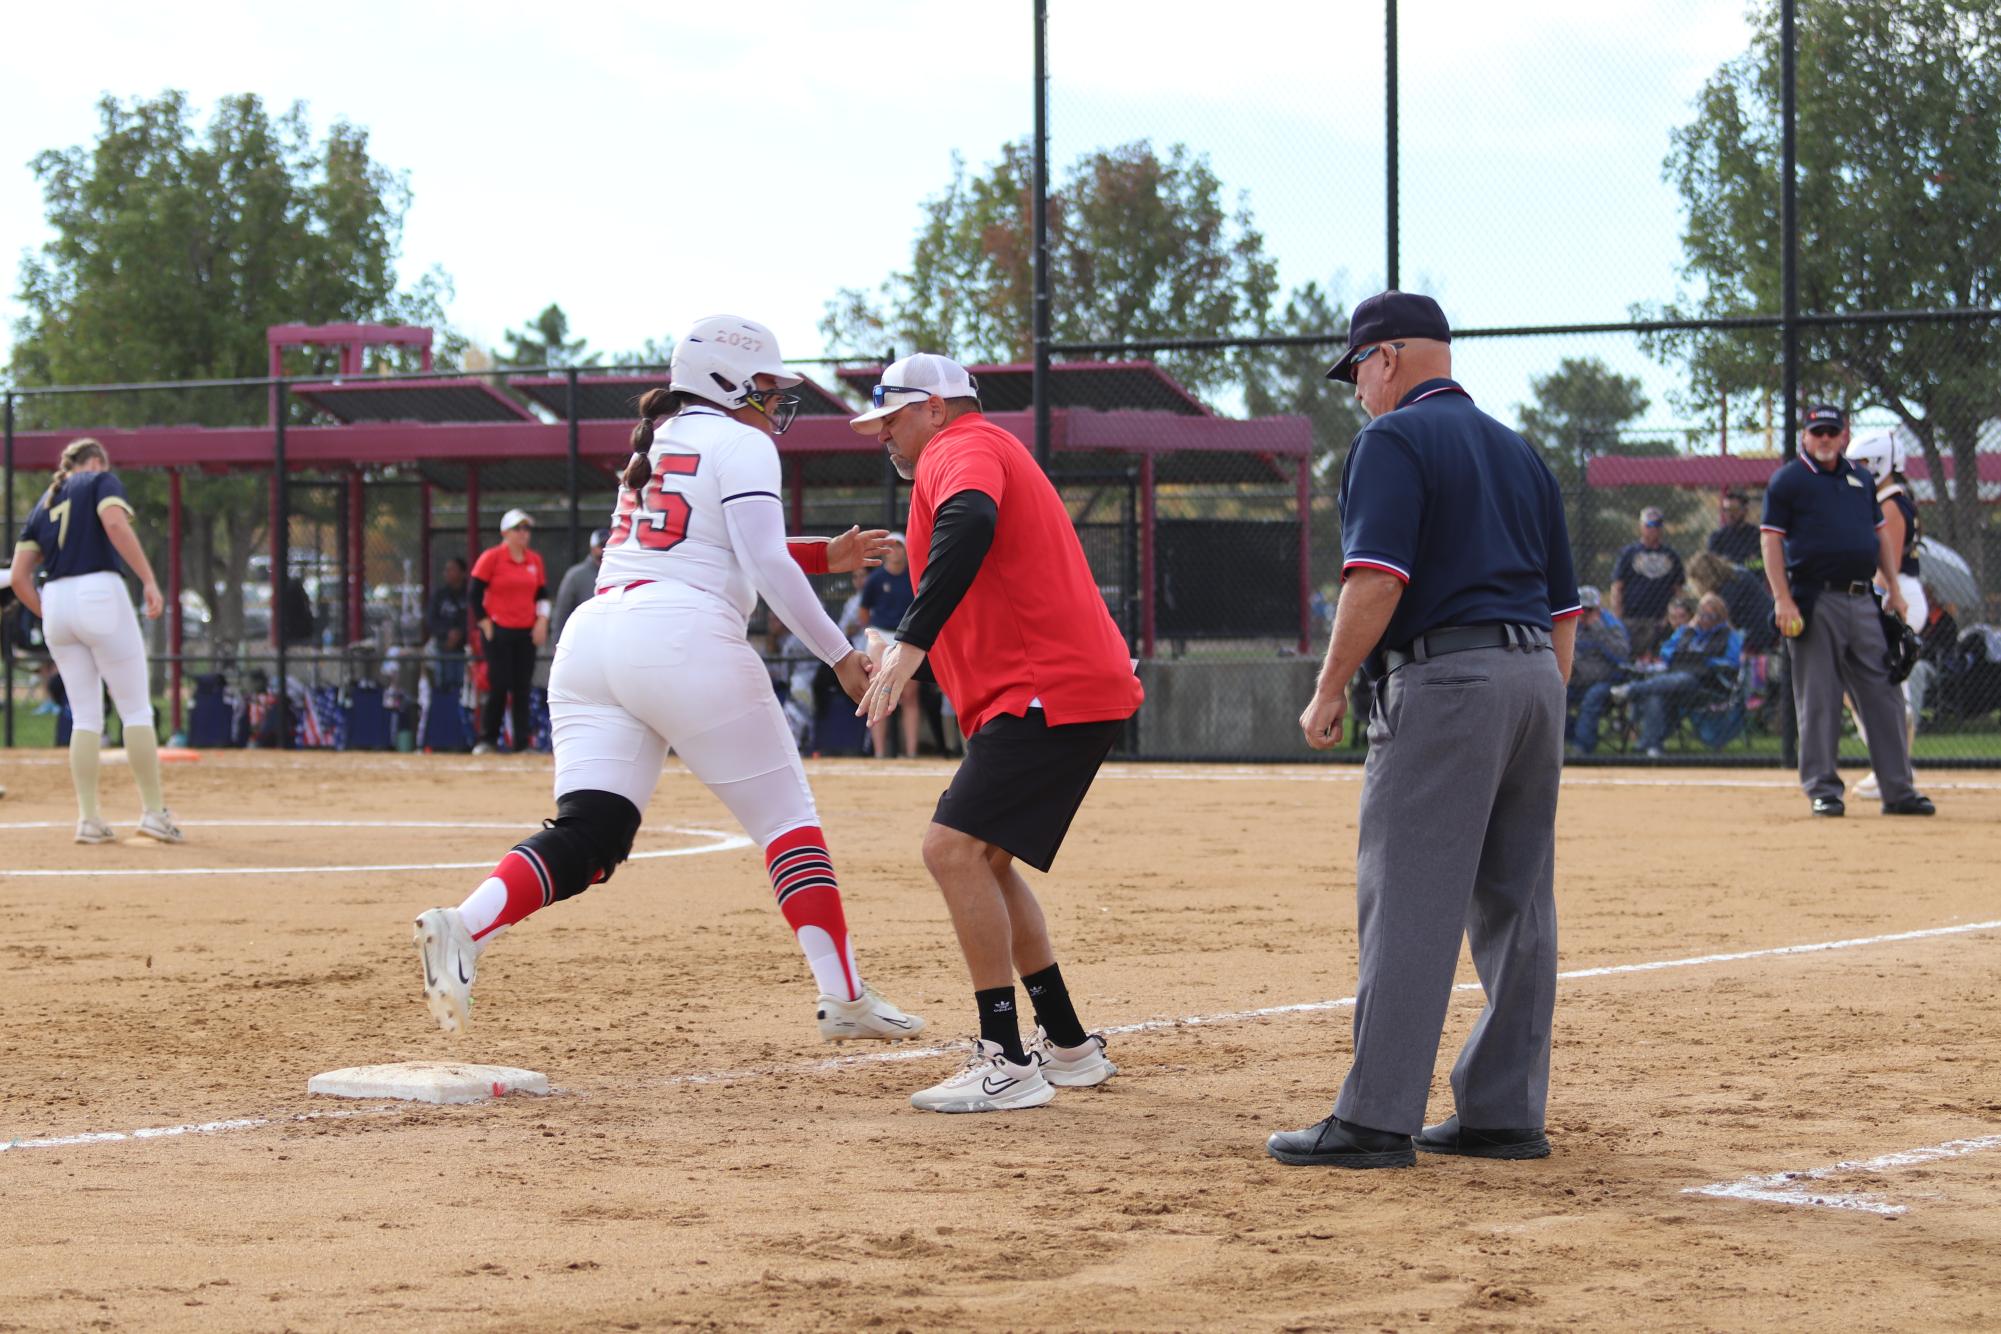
[
  {"x1": 549, "y1": 408, "x2": 853, "y2": 843},
  {"x1": 41, "y1": 570, "x2": 154, "y2": 734}
]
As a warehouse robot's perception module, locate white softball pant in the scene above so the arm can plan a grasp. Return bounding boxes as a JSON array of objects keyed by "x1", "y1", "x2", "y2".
[
  {"x1": 41, "y1": 571, "x2": 153, "y2": 734},
  {"x1": 547, "y1": 581, "x2": 819, "y2": 847}
]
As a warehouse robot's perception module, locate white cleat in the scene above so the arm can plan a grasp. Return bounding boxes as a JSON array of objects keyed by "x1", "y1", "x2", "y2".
[
  {"x1": 1854, "y1": 772, "x2": 1881, "y2": 799},
  {"x1": 817, "y1": 984, "x2": 926, "y2": 1042},
  {"x1": 75, "y1": 817, "x2": 116, "y2": 845},
  {"x1": 136, "y1": 808, "x2": 185, "y2": 844},
  {"x1": 909, "y1": 1039, "x2": 1055, "y2": 1114},
  {"x1": 413, "y1": 907, "x2": 478, "y2": 1034},
  {"x1": 1029, "y1": 1026, "x2": 1118, "y2": 1087}
]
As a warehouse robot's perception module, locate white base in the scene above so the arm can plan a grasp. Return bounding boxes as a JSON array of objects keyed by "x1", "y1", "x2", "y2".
[{"x1": 308, "y1": 1061, "x2": 549, "y2": 1104}]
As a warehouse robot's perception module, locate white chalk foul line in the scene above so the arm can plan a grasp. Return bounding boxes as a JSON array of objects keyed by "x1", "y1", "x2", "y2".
[
  {"x1": 661, "y1": 917, "x2": 2001, "y2": 1087},
  {"x1": 7, "y1": 916, "x2": 1996, "y2": 1157},
  {"x1": 1684, "y1": 1133, "x2": 2001, "y2": 1216},
  {"x1": 0, "y1": 821, "x2": 752, "y2": 877},
  {"x1": 1, "y1": 1105, "x2": 405, "y2": 1155}
]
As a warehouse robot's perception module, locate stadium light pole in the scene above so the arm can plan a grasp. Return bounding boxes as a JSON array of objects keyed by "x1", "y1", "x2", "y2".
[
  {"x1": 1031, "y1": 0, "x2": 1052, "y2": 472},
  {"x1": 1386, "y1": 0, "x2": 1398, "y2": 290},
  {"x1": 272, "y1": 384, "x2": 291, "y2": 750}
]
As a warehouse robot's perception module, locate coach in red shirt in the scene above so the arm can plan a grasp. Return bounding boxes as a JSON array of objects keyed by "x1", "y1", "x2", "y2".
[{"x1": 853, "y1": 354, "x2": 1142, "y2": 1114}]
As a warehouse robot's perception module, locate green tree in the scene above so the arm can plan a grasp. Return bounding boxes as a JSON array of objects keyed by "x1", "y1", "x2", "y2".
[
  {"x1": 497, "y1": 303, "x2": 596, "y2": 369},
  {"x1": 9, "y1": 91, "x2": 452, "y2": 650},
  {"x1": 1638, "y1": 0, "x2": 2001, "y2": 559},
  {"x1": 821, "y1": 140, "x2": 1279, "y2": 399},
  {"x1": 1515, "y1": 358, "x2": 1680, "y2": 588}
]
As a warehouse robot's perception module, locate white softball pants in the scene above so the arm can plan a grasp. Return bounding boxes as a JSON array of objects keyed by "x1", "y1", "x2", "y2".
[
  {"x1": 547, "y1": 581, "x2": 819, "y2": 847},
  {"x1": 41, "y1": 571, "x2": 153, "y2": 734}
]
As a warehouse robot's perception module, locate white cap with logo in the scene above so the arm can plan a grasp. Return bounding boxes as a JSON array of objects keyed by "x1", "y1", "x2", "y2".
[
  {"x1": 848, "y1": 353, "x2": 980, "y2": 432},
  {"x1": 499, "y1": 507, "x2": 535, "y2": 532}
]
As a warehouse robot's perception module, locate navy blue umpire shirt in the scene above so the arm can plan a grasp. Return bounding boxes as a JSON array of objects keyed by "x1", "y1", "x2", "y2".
[
  {"x1": 19, "y1": 470, "x2": 134, "y2": 581},
  {"x1": 1338, "y1": 378, "x2": 1581, "y2": 660},
  {"x1": 1760, "y1": 452, "x2": 1884, "y2": 591}
]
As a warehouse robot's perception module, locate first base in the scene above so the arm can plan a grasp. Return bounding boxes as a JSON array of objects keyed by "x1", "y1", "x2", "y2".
[{"x1": 308, "y1": 1061, "x2": 549, "y2": 1104}]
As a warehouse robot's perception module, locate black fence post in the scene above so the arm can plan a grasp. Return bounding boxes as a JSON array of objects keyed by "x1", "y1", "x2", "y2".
[
  {"x1": 3, "y1": 389, "x2": 13, "y2": 748},
  {"x1": 565, "y1": 366, "x2": 582, "y2": 566},
  {"x1": 1386, "y1": 0, "x2": 1399, "y2": 290},
  {"x1": 1779, "y1": 0, "x2": 1800, "y2": 769},
  {"x1": 880, "y1": 346, "x2": 900, "y2": 529},
  {"x1": 1032, "y1": 0, "x2": 1052, "y2": 472},
  {"x1": 273, "y1": 380, "x2": 291, "y2": 750}
]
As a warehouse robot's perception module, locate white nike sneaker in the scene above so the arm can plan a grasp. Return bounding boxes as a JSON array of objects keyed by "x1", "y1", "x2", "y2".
[
  {"x1": 413, "y1": 907, "x2": 478, "y2": 1034},
  {"x1": 75, "y1": 817, "x2": 116, "y2": 845},
  {"x1": 817, "y1": 985, "x2": 926, "y2": 1042},
  {"x1": 909, "y1": 1039, "x2": 1054, "y2": 1114},
  {"x1": 1854, "y1": 772, "x2": 1881, "y2": 799},
  {"x1": 137, "y1": 808, "x2": 184, "y2": 844},
  {"x1": 1028, "y1": 1026, "x2": 1118, "y2": 1087}
]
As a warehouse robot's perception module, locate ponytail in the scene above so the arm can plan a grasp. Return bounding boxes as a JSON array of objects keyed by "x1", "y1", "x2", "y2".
[
  {"x1": 47, "y1": 437, "x2": 110, "y2": 504},
  {"x1": 624, "y1": 387, "x2": 682, "y2": 489}
]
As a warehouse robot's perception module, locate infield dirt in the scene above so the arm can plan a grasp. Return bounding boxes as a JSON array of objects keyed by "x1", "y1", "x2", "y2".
[{"x1": 2, "y1": 751, "x2": 1998, "y2": 1331}]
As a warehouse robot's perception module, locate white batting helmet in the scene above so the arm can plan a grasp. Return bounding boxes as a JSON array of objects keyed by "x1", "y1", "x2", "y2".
[
  {"x1": 1846, "y1": 430, "x2": 1903, "y2": 480},
  {"x1": 669, "y1": 314, "x2": 802, "y2": 411}
]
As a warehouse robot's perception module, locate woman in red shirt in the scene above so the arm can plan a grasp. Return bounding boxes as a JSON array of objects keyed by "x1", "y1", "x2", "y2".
[{"x1": 470, "y1": 508, "x2": 549, "y2": 754}]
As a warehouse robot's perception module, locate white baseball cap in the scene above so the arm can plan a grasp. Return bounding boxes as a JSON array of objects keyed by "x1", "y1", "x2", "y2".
[
  {"x1": 848, "y1": 354, "x2": 980, "y2": 432},
  {"x1": 499, "y1": 507, "x2": 534, "y2": 531}
]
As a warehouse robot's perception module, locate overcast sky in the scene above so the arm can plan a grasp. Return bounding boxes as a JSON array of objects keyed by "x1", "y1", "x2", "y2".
[{"x1": 1, "y1": 0, "x2": 1754, "y2": 428}]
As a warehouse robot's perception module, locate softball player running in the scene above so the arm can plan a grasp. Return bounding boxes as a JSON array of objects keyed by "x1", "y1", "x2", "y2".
[
  {"x1": 8, "y1": 439, "x2": 182, "y2": 844},
  {"x1": 413, "y1": 315, "x2": 923, "y2": 1044}
]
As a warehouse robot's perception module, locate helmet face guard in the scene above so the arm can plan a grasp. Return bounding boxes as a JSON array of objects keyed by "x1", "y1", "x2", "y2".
[{"x1": 744, "y1": 387, "x2": 801, "y2": 435}]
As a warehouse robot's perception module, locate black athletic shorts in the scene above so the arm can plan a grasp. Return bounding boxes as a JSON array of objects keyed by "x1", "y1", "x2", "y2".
[{"x1": 932, "y1": 709, "x2": 1125, "y2": 873}]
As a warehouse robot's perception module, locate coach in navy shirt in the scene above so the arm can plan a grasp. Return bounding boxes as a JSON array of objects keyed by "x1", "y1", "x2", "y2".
[
  {"x1": 1761, "y1": 403, "x2": 1932, "y2": 817},
  {"x1": 1267, "y1": 291, "x2": 1578, "y2": 1171}
]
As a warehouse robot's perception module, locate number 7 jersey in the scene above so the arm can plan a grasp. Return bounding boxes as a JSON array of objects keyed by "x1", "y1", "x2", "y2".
[{"x1": 596, "y1": 406, "x2": 785, "y2": 623}]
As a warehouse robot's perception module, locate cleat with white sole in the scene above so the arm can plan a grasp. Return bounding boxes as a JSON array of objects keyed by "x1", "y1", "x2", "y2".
[
  {"x1": 910, "y1": 1039, "x2": 1054, "y2": 1114},
  {"x1": 1029, "y1": 1027, "x2": 1117, "y2": 1087},
  {"x1": 413, "y1": 907, "x2": 478, "y2": 1034},
  {"x1": 817, "y1": 984, "x2": 926, "y2": 1042},
  {"x1": 137, "y1": 808, "x2": 184, "y2": 844},
  {"x1": 75, "y1": 817, "x2": 116, "y2": 845}
]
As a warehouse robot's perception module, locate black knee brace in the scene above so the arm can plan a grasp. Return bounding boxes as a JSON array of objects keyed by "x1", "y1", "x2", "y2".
[{"x1": 516, "y1": 788, "x2": 643, "y2": 903}]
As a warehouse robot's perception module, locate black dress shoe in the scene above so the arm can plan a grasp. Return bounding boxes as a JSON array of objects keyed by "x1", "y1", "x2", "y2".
[
  {"x1": 1882, "y1": 794, "x2": 1936, "y2": 816},
  {"x1": 1413, "y1": 1114, "x2": 1550, "y2": 1160},
  {"x1": 1266, "y1": 1114, "x2": 1414, "y2": 1168},
  {"x1": 1811, "y1": 796, "x2": 1845, "y2": 817}
]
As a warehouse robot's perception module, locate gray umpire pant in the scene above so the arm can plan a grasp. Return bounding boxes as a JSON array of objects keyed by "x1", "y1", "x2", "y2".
[
  {"x1": 1791, "y1": 590, "x2": 1916, "y2": 804},
  {"x1": 1334, "y1": 643, "x2": 1565, "y2": 1136}
]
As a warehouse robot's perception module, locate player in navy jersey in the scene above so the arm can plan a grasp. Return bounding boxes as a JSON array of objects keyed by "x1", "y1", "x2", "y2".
[{"x1": 9, "y1": 439, "x2": 183, "y2": 844}]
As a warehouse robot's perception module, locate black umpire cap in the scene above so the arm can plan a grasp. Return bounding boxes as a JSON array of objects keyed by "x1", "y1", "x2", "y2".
[
  {"x1": 1803, "y1": 402, "x2": 1848, "y2": 431},
  {"x1": 1326, "y1": 291, "x2": 1453, "y2": 383}
]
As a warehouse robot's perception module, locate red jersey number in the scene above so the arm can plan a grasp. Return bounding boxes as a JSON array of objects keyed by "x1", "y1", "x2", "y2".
[{"x1": 610, "y1": 454, "x2": 702, "y2": 552}]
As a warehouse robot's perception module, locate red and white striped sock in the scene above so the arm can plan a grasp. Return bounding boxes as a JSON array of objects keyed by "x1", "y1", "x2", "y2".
[
  {"x1": 456, "y1": 847, "x2": 554, "y2": 947},
  {"x1": 765, "y1": 825, "x2": 860, "y2": 1002}
]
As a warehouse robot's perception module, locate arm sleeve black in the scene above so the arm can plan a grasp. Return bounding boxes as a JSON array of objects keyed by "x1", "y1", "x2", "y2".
[
  {"x1": 895, "y1": 489, "x2": 997, "y2": 652},
  {"x1": 469, "y1": 577, "x2": 488, "y2": 622}
]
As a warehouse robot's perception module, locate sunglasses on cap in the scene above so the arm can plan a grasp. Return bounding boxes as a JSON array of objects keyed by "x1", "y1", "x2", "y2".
[
  {"x1": 871, "y1": 383, "x2": 932, "y2": 409},
  {"x1": 1807, "y1": 425, "x2": 1843, "y2": 437}
]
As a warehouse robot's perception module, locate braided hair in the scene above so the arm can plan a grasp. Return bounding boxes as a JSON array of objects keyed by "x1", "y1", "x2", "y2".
[{"x1": 46, "y1": 438, "x2": 110, "y2": 504}]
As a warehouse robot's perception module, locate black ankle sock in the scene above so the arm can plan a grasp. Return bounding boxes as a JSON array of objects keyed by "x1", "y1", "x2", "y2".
[
  {"x1": 1021, "y1": 962, "x2": 1087, "y2": 1048},
  {"x1": 975, "y1": 986, "x2": 1026, "y2": 1063}
]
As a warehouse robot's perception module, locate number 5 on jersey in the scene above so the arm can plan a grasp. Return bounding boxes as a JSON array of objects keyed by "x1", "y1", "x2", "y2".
[{"x1": 611, "y1": 454, "x2": 702, "y2": 552}]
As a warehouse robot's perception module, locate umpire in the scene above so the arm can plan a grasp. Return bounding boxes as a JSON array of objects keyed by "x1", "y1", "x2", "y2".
[
  {"x1": 1760, "y1": 403, "x2": 1934, "y2": 818},
  {"x1": 1267, "y1": 292, "x2": 1580, "y2": 1169}
]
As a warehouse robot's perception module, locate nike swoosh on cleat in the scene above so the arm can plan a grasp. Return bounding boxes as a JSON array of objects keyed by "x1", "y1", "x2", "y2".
[
  {"x1": 457, "y1": 959, "x2": 471, "y2": 986},
  {"x1": 981, "y1": 1076, "x2": 1018, "y2": 1095}
]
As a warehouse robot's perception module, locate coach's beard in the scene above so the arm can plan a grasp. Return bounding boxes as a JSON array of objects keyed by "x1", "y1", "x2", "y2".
[{"x1": 886, "y1": 446, "x2": 916, "y2": 481}]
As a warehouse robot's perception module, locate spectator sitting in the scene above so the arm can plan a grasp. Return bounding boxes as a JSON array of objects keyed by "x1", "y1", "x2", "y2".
[
  {"x1": 1568, "y1": 585, "x2": 1632, "y2": 756},
  {"x1": 1707, "y1": 488, "x2": 1763, "y2": 570},
  {"x1": 1688, "y1": 550, "x2": 1777, "y2": 654},
  {"x1": 428, "y1": 556, "x2": 471, "y2": 701},
  {"x1": 858, "y1": 534, "x2": 921, "y2": 758},
  {"x1": 1611, "y1": 592, "x2": 1744, "y2": 757},
  {"x1": 1905, "y1": 595, "x2": 1959, "y2": 729},
  {"x1": 1611, "y1": 506, "x2": 1685, "y2": 658}
]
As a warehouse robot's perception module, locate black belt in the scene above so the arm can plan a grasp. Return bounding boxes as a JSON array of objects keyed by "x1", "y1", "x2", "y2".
[
  {"x1": 1804, "y1": 579, "x2": 1873, "y2": 596},
  {"x1": 1383, "y1": 623, "x2": 1551, "y2": 675}
]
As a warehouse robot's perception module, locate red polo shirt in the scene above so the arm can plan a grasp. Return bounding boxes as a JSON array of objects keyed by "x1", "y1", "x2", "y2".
[
  {"x1": 471, "y1": 542, "x2": 548, "y2": 629},
  {"x1": 907, "y1": 413, "x2": 1143, "y2": 736}
]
